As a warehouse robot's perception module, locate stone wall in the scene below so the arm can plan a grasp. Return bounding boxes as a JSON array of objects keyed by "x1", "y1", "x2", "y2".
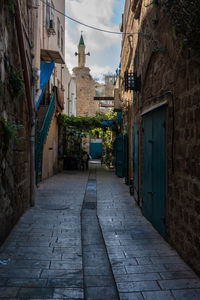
[
  {"x1": 73, "y1": 67, "x2": 99, "y2": 117},
  {"x1": 42, "y1": 113, "x2": 59, "y2": 180},
  {"x1": 137, "y1": 5, "x2": 200, "y2": 275},
  {"x1": 0, "y1": 1, "x2": 32, "y2": 244},
  {"x1": 120, "y1": 0, "x2": 200, "y2": 275}
]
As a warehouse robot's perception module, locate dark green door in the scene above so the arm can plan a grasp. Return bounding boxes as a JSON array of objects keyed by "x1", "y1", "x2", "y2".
[
  {"x1": 115, "y1": 135, "x2": 123, "y2": 177},
  {"x1": 123, "y1": 134, "x2": 128, "y2": 182},
  {"x1": 142, "y1": 106, "x2": 166, "y2": 237},
  {"x1": 142, "y1": 114, "x2": 153, "y2": 222},
  {"x1": 133, "y1": 123, "x2": 139, "y2": 201},
  {"x1": 90, "y1": 142, "x2": 102, "y2": 159}
]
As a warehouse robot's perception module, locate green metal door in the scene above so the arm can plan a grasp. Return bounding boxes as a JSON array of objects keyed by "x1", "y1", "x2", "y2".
[
  {"x1": 115, "y1": 135, "x2": 123, "y2": 177},
  {"x1": 90, "y1": 142, "x2": 102, "y2": 159},
  {"x1": 123, "y1": 134, "x2": 128, "y2": 182},
  {"x1": 152, "y1": 107, "x2": 166, "y2": 237},
  {"x1": 142, "y1": 106, "x2": 166, "y2": 237},
  {"x1": 142, "y1": 114, "x2": 153, "y2": 222},
  {"x1": 133, "y1": 123, "x2": 139, "y2": 201}
]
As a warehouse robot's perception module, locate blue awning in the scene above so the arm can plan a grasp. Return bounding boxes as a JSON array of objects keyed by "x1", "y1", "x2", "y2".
[
  {"x1": 35, "y1": 61, "x2": 55, "y2": 111},
  {"x1": 103, "y1": 120, "x2": 114, "y2": 127}
]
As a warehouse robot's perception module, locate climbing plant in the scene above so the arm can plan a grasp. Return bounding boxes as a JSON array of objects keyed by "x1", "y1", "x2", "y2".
[
  {"x1": 6, "y1": 0, "x2": 16, "y2": 14},
  {"x1": 9, "y1": 70, "x2": 24, "y2": 100},
  {"x1": 0, "y1": 117, "x2": 23, "y2": 155},
  {"x1": 164, "y1": 0, "x2": 200, "y2": 52},
  {"x1": 59, "y1": 110, "x2": 117, "y2": 157},
  {"x1": 59, "y1": 111, "x2": 116, "y2": 134}
]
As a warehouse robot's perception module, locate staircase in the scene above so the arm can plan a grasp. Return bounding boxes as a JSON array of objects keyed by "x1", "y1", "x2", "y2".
[{"x1": 35, "y1": 90, "x2": 56, "y2": 184}]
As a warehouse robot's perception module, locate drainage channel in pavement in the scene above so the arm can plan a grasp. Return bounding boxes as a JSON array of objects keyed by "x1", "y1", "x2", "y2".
[{"x1": 81, "y1": 167, "x2": 119, "y2": 300}]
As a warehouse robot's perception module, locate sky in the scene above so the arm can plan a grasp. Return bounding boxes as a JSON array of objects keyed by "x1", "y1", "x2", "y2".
[{"x1": 65, "y1": 0, "x2": 125, "y2": 82}]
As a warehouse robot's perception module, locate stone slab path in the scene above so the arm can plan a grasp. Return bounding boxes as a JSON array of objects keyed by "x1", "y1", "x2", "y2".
[
  {"x1": 0, "y1": 171, "x2": 88, "y2": 299},
  {"x1": 0, "y1": 163, "x2": 199, "y2": 300},
  {"x1": 81, "y1": 167, "x2": 119, "y2": 300},
  {"x1": 97, "y1": 166, "x2": 200, "y2": 300}
]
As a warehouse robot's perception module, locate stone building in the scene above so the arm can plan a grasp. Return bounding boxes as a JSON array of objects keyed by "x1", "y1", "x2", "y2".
[
  {"x1": 33, "y1": 0, "x2": 68, "y2": 182},
  {"x1": 117, "y1": 0, "x2": 200, "y2": 275},
  {"x1": 95, "y1": 75, "x2": 115, "y2": 114},
  {"x1": 73, "y1": 34, "x2": 99, "y2": 117},
  {"x1": 62, "y1": 68, "x2": 77, "y2": 117},
  {"x1": 0, "y1": 0, "x2": 34, "y2": 244}
]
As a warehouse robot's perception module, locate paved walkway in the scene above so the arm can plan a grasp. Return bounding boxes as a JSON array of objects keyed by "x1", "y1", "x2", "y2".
[
  {"x1": 0, "y1": 171, "x2": 88, "y2": 299},
  {"x1": 0, "y1": 164, "x2": 199, "y2": 299},
  {"x1": 97, "y1": 167, "x2": 200, "y2": 300}
]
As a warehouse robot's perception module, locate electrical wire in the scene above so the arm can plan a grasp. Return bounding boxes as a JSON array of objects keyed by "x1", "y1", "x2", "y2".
[{"x1": 39, "y1": 0, "x2": 137, "y2": 35}]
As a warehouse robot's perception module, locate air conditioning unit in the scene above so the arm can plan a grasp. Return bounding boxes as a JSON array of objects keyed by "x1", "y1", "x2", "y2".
[{"x1": 47, "y1": 19, "x2": 56, "y2": 35}]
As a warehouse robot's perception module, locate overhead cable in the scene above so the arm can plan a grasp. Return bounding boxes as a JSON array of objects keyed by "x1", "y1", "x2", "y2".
[{"x1": 39, "y1": 0, "x2": 136, "y2": 35}]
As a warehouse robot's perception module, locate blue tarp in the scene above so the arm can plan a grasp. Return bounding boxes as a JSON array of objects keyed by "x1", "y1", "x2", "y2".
[{"x1": 35, "y1": 61, "x2": 55, "y2": 111}]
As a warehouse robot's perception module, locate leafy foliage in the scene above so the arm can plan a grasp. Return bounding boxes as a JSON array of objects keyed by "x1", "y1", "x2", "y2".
[
  {"x1": 60, "y1": 110, "x2": 116, "y2": 134},
  {"x1": 164, "y1": 0, "x2": 200, "y2": 52},
  {"x1": 6, "y1": 0, "x2": 16, "y2": 14},
  {"x1": 0, "y1": 117, "x2": 23, "y2": 154},
  {"x1": 59, "y1": 110, "x2": 117, "y2": 157},
  {"x1": 9, "y1": 70, "x2": 24, "y2": 99}
]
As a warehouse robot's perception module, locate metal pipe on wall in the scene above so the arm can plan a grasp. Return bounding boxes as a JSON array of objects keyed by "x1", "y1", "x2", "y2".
[{"x1": 15, "y1": 0, "x2": 35, "y2": 206}]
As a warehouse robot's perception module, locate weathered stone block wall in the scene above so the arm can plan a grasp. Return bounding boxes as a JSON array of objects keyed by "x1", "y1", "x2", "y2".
[
  {"x1": 134, "y1": 3, "x2": 200, "y2": 275},
  {"x1": 73, "y1": 67, "x2": 99, "y2": 117},
  {"x1": 0, "y1": 1, "x2": 31, "y2": 245}
]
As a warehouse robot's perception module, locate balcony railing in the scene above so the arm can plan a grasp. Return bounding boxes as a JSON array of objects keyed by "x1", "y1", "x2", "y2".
[{"x1": 35, "y1": 89, "x2": 56, "y2": 184}]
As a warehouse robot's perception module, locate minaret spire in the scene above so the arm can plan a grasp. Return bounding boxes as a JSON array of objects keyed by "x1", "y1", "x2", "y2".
[{"x1": 78, "y1": 33, "x2": 86, "y2": 67}]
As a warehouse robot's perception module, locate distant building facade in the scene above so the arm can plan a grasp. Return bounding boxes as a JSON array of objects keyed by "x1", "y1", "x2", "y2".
[
  {"x1": 95, "y1": 75, "x2": 115, "y2": 114},
  {"x1": 33, "y1": 0, "x2": 68, "y2": 182},
  {"x1": 62, "y1": 68, "x2": 77, "y2": 117}
]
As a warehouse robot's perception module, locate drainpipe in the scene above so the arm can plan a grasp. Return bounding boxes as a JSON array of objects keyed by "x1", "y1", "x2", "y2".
[
  {"x1": 15, "y1": 0, "x2": 35, "y2": 206},
  {"x1": 68, "y1": 77, "x2": 72, "y2": 116}
]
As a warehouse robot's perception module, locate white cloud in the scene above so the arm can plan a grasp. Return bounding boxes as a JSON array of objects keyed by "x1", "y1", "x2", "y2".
[{"x1": 65, "y1": 0, "x2": 123, "y2": 82}]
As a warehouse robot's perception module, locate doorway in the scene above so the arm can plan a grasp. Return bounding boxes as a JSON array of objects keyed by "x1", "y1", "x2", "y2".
[{"x1": 142, "y1": 106, "x2": 166, "y2": 237}]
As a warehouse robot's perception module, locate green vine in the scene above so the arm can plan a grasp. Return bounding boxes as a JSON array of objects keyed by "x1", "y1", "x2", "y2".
[
  {"x1": 0, "y1": 117, "x2": 23, "y2": 154},
  {"x1": 6, "y1": 0, "x2": 16, "y2": 14},
  {"x1": 164, "y1": 0, "x2": 200, "y2": 52},
  {"x1": 59, "y1": 110, "x2": 117, "y2": 157},
  {"x1": 59, "y1": 111, "x2": 116, "y2": 134},
  {"x1": 9, "y1": 70, "x2": 24, "y2": 99}
]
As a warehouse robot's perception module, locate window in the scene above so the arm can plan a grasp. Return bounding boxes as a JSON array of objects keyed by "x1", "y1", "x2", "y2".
[
  {"x1": 51, "y1": 1, "x2": 55, "y2": 21},
  {"x1": 61, "y1": 26, "x2": 64, "y2": 54},
  {"x1": 46, "y1": 0, "x2": 55, "y2": 28},
  {"x1": 46, "y1": 0, "x2": 50, "y2": 28},
  {"x1": 57, "y1": 18, "x2": 60, "y2": 47}
]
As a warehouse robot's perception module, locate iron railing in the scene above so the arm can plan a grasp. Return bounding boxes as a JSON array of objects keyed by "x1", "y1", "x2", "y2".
[{"x1": 35, "y1": 89, "x2": 56, "y2": 184}]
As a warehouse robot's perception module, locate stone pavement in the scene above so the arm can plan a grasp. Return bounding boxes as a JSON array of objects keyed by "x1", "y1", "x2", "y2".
[
  {"x1": 0, "y1": 171, "x2": 88, "y2": 299},
  {"x1": 97, "y1": 167, "x2": 200, "y2": 300},
  {"x1": 81, "y1": 168, "x2": 119, "y2": 300},
  {"x1": 0, "y1": 164, "x2": 199, "y2": 299}
]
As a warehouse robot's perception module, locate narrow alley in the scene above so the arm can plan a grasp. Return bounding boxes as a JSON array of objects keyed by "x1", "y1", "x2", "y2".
[{"x1": 0, "y1": 162, "x2": 199, "y2": 300}]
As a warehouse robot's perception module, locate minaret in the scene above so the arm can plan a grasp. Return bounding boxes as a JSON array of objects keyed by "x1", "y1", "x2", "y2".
[
  {"x1": 78, "y1": 33, "x2": 86, "y2": 67},
  {"x1": 73, "y1": 33, "x2": 98, "y2": 118}
]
